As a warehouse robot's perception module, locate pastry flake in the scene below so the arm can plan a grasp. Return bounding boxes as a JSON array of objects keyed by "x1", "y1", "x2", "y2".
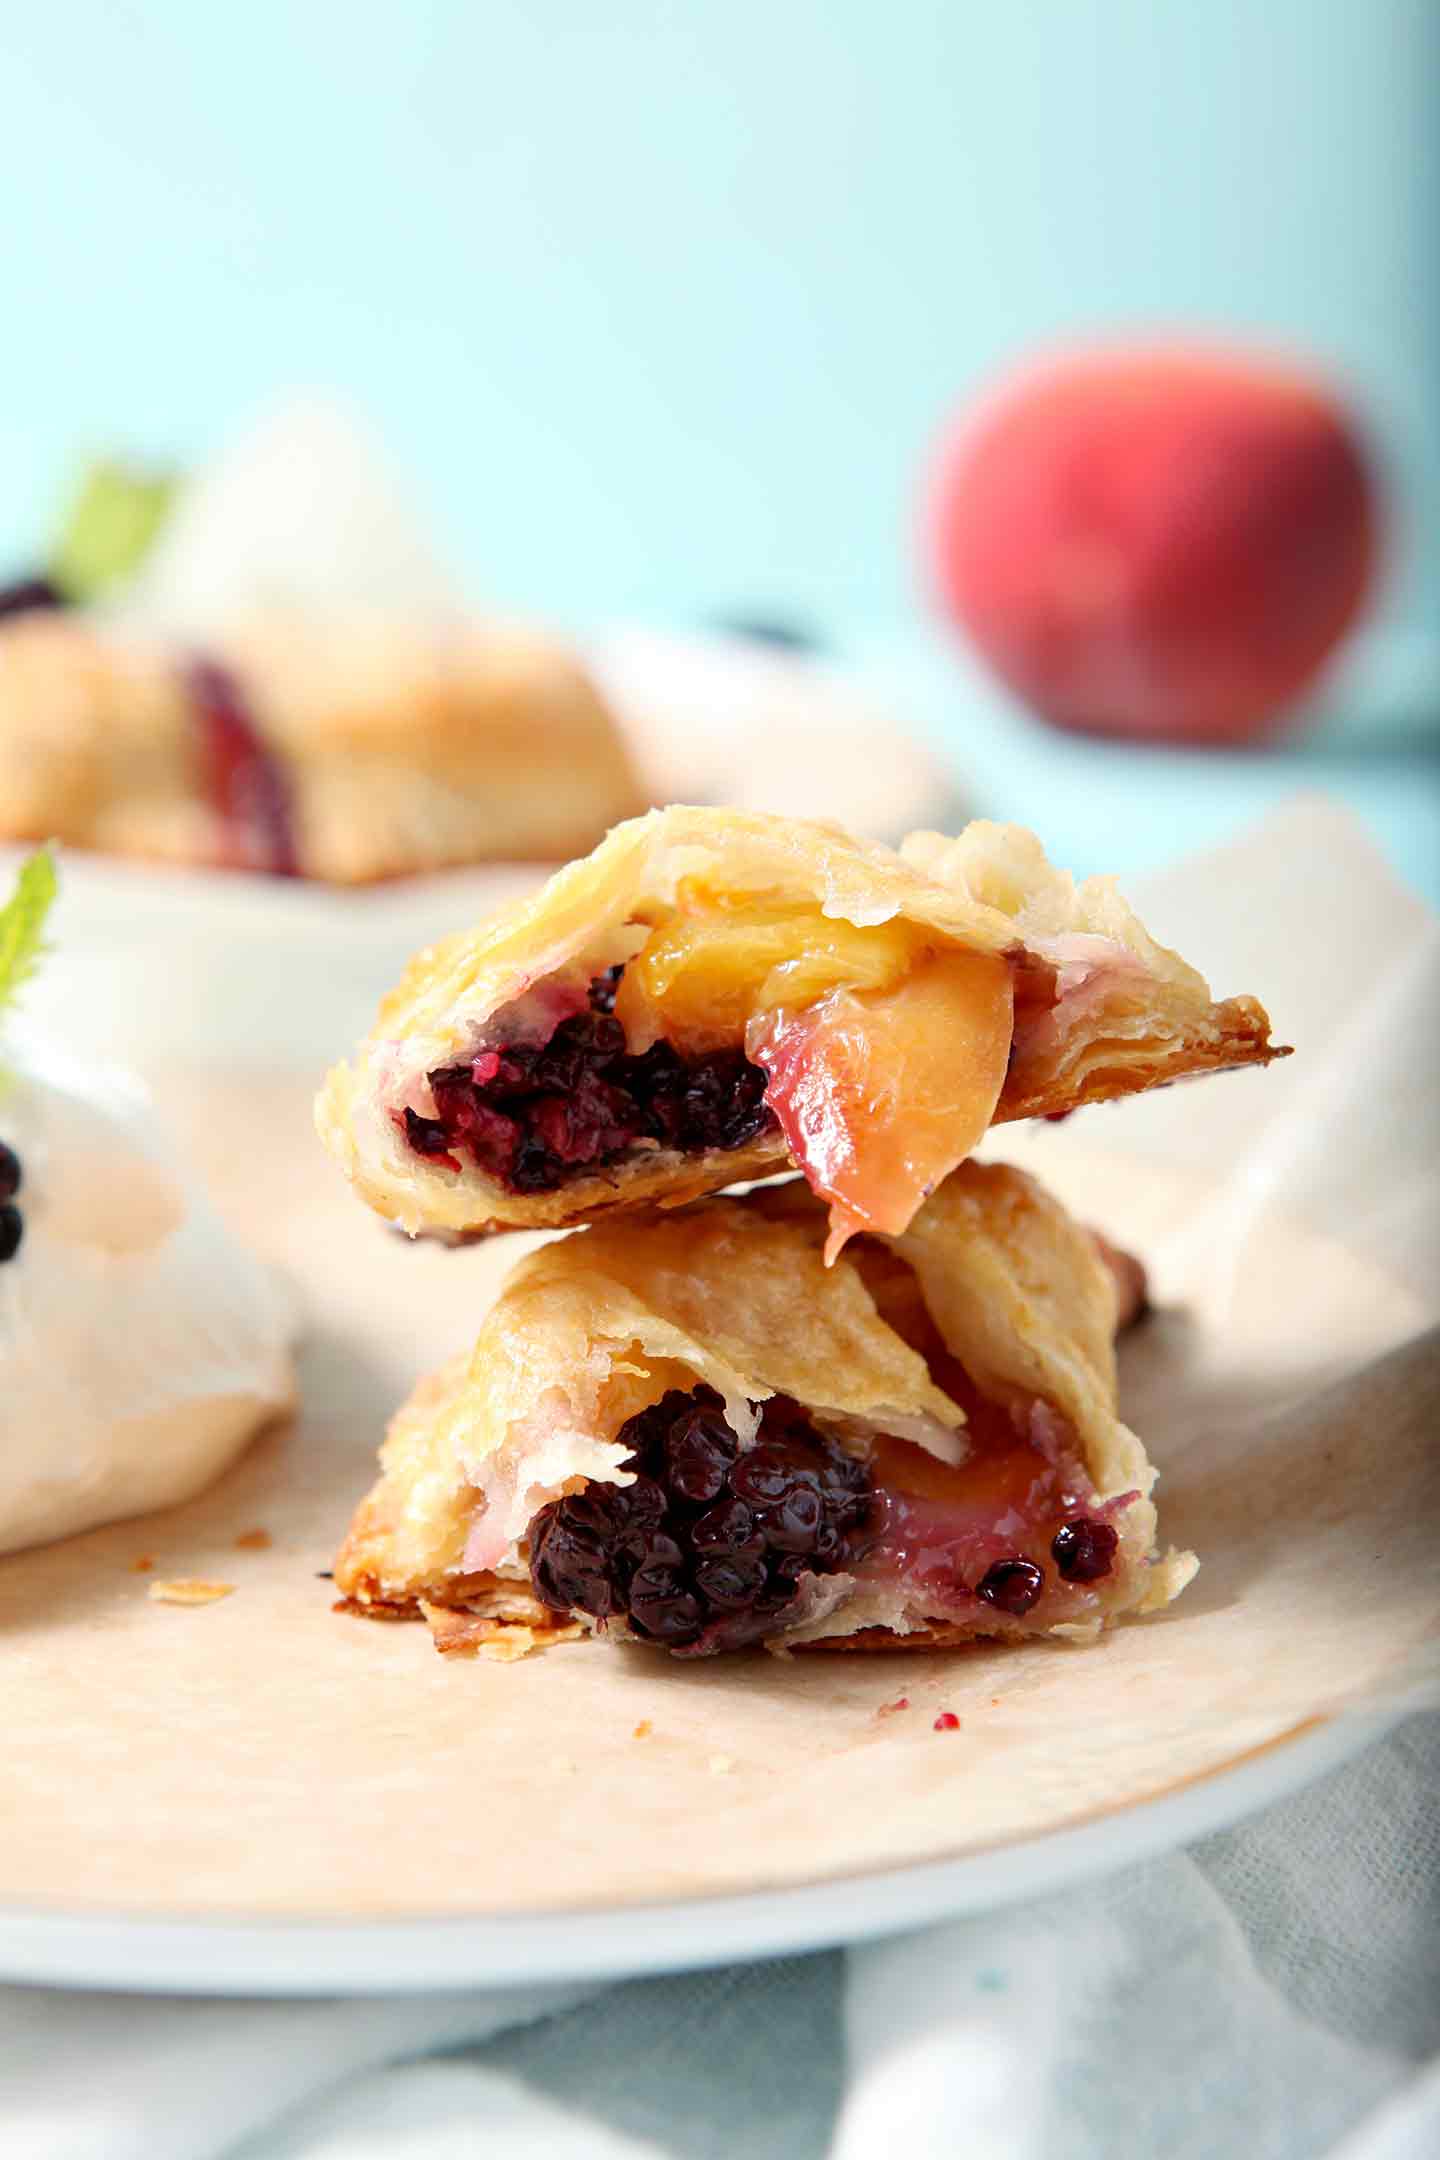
[
  {"x1": 147, "y1": 1578, "x2": 235, "y2": 1606},
  {"x1": 316, "y1": 805, "x2": 1283, "y2": 1250},
  {"x1": 333, "y1": 1161, "x2": 1196, "y2": 1659}
]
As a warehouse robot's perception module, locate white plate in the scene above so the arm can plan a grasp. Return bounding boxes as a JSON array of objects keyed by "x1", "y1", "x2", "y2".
[
  {"x1": 2, "y1": 766, "x2": 1432, "y2": 1998},
  {"x1": 0, "y1": 1711, "x2": 1400, "y2": 1996}
]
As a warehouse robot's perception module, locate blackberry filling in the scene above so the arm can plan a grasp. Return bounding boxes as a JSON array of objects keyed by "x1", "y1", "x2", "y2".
[
  {"x1": 976, "y1": 1558, "x2": 1045, "y2": 1616},
  {"x1": 529, "y1": 1387, "x2": 880, "y2": 1654},
  {"x1": 1051, "y1": 1517, "x2": 1119, "y2": 1582},
  {"x1": 404, "y1": 973, "x2": 776, "y2": 1194},
  {"x1": 185, "y1": 657, "x2": 299, "y2": 878},
  {"x1": 527, "y1": 1384, "x2": 1123, "y2": 1653},
  {"x1": 0, "y1": 1139, "x2": 22, "y2": 1263},
  {"x1": 0, "y1": 575, "x2": 64, "y2": 621}
]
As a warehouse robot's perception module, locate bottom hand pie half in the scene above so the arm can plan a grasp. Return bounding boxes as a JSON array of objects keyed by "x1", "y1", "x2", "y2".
[
  {"x1": 334, "y1": 1161, "x2": 1195, "y2": 1658},
  {"x1": 338, "y1": 1166, "x2": 1191, "y2": 1650}
]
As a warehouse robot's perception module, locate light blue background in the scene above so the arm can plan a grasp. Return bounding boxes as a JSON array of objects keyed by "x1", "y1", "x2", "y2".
[{"x1": 4, "y1": 1, "x2": 1438, "y2": 889}]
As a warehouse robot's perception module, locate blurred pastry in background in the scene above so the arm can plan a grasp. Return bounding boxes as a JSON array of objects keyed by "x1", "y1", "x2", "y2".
[
  {"x1": 0, "y1": 851, "x2": 295, "y2": 1554},
  {"x1": 0, "y1": 600, "x2": 645, "y2": 881},
  {"x1": 0, "y1": 419, "x2": 646, "y2": 880}
]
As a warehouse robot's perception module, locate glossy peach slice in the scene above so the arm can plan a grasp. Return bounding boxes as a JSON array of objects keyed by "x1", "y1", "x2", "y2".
[
  {"x1": 750, "y1": 949, "x2": 1014, "y2": 1261},
  {"x1": 614, "y1": 901, "x2": 926, "y2": 1053}
]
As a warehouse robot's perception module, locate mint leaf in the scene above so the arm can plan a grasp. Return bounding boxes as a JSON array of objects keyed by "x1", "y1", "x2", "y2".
[
  {"x1": 51, "y1": 459, "x2": 179, "y2": 601},
  {"x1": 0, "y1": 847, "x2": 59, "y2": 1023}
]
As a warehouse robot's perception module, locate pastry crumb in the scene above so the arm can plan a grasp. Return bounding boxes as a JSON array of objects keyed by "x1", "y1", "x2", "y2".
[
  {"x1": 933, "y1": 1711, "x2": 961, "y2": 1732},
  {"x1": 876, "y1": 1695, "x2": 910, "y2": 1719},
  {"x1": 708, "y1": 1753, "x2": 735, "y2": 1775},
  {"x1": 148, "y1": 1578, "x2": 234, "y2": 1607},
  {"x1": 130, "y1": 1555, "x2": 154, "y2": 1573},
  {"x1": 234, "y1": 1528, "x2": 272, "y2": 1551},
  {"x1": 632, "y1": 1719, "x2": 653, "y2": 1739},
  {"x1": 420, "y1": 1601, "x2": 584, "y2": 1659}
]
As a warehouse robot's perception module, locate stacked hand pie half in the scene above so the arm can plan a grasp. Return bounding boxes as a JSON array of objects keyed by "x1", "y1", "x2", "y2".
[{"x1": 317, "y1": 807, "x2": 1285, "y2": 1660}]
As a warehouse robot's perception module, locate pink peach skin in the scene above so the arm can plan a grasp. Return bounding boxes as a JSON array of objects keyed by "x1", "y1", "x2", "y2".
[{"x1": 924, "y1": 346, "x2": 1379, "y2": 746}]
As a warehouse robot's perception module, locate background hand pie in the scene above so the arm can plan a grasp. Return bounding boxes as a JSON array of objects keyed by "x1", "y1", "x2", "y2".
[
  {"x1": 333, "y1": 1161, "x2": 1195, "y2": 1659},
  {"x1": 0, "y1": 607, "x2": 644, "y2": 881},
  {"x1": 316, "y1": 804, "x2": 1284, "y2": 1252}
]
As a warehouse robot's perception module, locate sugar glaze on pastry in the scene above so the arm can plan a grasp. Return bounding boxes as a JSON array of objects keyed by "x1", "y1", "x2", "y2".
[
  {"x1": 0, "y1": 1037, "x2": 295, "y2": 1555},
  {"x1": 333, "y1": 1161, "x2": 1195, "y2": 1659},
  {"x1": 317, "y1": 805, "x2": 1283, "y2": 1255}
]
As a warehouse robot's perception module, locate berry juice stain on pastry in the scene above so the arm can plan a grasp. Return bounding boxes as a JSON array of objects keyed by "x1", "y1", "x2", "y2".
[
  {"x1": 0, "y1": 608, "x2": 644, "y2": 882},
  {"x1": 316, "y1": 805, "x2": 1284, "y2": 1253},
  {"x1": 330, "y1": 1161, "x2": 1196, "y2": 1661},
  {"x1": 184, "y1": 656, "x2": 299, "y2": 876}
]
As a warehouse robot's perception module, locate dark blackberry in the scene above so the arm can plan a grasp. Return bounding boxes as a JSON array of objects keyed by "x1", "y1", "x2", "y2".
[
  {"x1": 976, "y1": 1558, "x2": 1045, "y2": 1616},
  {"x1": 661, "y1": 1408, "x2": 736, "y2": 1503},
  {"x1": 679, "y1": 1051, "x2": 772, "y2": 1151},
  {"x1": 0, "y1": 575, "x2": 63, "y2": 621},
  {"x1": 402, "y1": 1109, "x2": 460, "y2": 1169},
  {"x1": 763, "y1": 1485, "x2": 824, "y2": 1552},
  {"x1": 628, "y1": 1556, "x2": 704, "y2": 1643},
  {"x1": 403, "y1": 975, "x2": 778, "y2": 1193},
  {"x1": 689, "y1": 1494, "x2": 763, "y2": 1555},
  {"x1": 528, "y1": 1476, "x2": 661, "y2": 1617},
  {"x1": 0, "y1": 1141, "x2": 21, "y2": 1202},
  {"x1": 0, "y1": 1202, "x2": 22, "y2": 1264},
  {"x1": 587, "y1": 966, "x2": 624, "y2": 1015},
  {"x1": 528, "y1": 1386, "x2": 880, "y2": 1655},
  {"x1": 1051, "y1": 1518, "x2": 1118, "y2": 1583},
  {"x1": 693, "y1": 1553, "x2": 768, "y2": 1610}
]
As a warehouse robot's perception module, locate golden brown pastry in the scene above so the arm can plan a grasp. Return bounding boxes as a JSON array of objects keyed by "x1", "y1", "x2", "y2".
[
  {"x1": 316, "y1": 805, "x2": 1282, "y2": 1253},
  {"x1": 0, "y1": 606, "x2": 644, "y2": 881},
  {"x1": 334, "y1": 1161, "x2": 1193, "y2": 1658}
]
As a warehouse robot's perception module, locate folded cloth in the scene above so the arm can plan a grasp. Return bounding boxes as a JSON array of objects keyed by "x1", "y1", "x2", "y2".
[{"x1": 5, "y1": 1716, "x2": 1435, "y2": 2160}]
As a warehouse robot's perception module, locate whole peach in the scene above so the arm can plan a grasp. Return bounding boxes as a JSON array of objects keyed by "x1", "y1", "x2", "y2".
[{"x1": 924, "y1": 346, "x2": 1379, "y2": 745}]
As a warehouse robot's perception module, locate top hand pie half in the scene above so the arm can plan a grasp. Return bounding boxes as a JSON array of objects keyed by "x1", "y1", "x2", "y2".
[{"x1": 316, "y1": 806, "x2": 1283, "y2": 1254}]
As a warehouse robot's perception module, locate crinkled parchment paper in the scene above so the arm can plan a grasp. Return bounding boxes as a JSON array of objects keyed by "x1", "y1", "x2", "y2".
[{"x1": 1, "y1": 800, "x2": 1435, "y2": 1919}]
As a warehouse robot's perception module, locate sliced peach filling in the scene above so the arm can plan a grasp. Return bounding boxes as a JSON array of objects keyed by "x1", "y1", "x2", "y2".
[
  {"x1": 857, "y1": 1398, "x2": 1129, "y2": 1627},
  {"x1": 404, "y1": 884, "x2": 1019, "y2": 1249},
  {"x1": 844, "y1": 1242, "x2": 1133, "y2": 1627},
  {"x1": 616, "y1": 886, "x2": 1015, "y2": 1254}
]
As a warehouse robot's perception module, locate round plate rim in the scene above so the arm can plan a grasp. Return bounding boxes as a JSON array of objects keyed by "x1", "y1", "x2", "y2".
[{"x1": 0, "y1": 1707, "x2": 1401, "y2": 1997}]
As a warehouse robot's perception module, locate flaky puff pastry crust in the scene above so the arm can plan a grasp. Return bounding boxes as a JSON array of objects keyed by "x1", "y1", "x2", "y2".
[
  {"x1": 212, "y1": 614, "x2": 646, "y2": 881},
  {"x1": 0, "y1": 612, "x2": 217, "y2": 866},
  {"x1": 0, "y1": 609, "x2": 644, "y2": 881},
  {"x1": 334, "y1": 1160, "x2": 1196, "y2": 1658},
  {"x1": 316, "y1": 804, "x2": 1282, "y2": 1239}
]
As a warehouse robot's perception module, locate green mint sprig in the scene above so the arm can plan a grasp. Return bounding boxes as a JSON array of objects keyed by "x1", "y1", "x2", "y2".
[{"x1": 0, "y1": 846, "x2": 59, "y2": 1027}]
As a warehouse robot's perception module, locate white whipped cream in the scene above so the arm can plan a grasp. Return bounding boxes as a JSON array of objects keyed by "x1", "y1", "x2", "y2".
[{"x1": 0, "y1": 1036, "x2": 295, "y2": 1556}]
